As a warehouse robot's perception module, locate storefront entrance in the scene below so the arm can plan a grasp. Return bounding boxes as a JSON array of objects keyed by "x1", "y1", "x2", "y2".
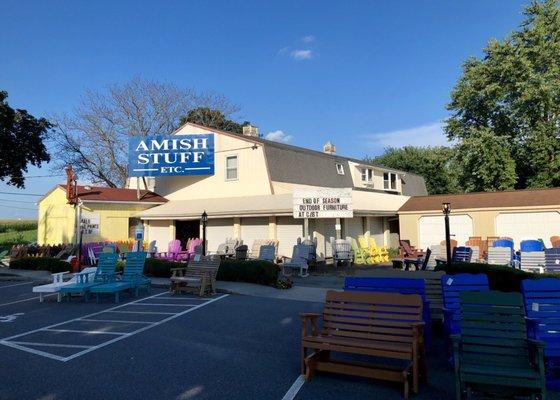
[{"x1": 175, "y1": 220, "x2": 200, "y2": 250}]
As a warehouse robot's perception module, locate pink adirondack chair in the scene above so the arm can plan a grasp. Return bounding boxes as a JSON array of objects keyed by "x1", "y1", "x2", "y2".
[
  {"x1": 185, "y1": 238, "x2": 201, "y2": 261},
  {"x1": 156, "y1": 240, "x2": 183, "y2": 261}
]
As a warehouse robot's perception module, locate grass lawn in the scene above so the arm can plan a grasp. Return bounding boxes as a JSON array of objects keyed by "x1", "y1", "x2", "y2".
[{"x1": 0, "y1": 219, "x2": 37, "y2": 252}]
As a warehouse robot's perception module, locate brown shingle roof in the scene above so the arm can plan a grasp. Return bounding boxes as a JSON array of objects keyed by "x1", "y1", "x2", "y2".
[
  {"x1": 399, "y1": 187, "x2": 560, "y2": 212},
  {"x1": 58, "y1": 185, "x2": 167, "y2": 203}
]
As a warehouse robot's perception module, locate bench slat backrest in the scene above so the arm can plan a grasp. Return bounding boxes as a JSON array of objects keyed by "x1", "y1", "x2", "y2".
[
  {"x1": 122, "y1": 252, "x2": 147, "y2": 281},
  {"x1": 323, "y1": 290, "x2": 422, "y2": 360},
  {"x1": 521, "y1": 278, "x2": 560, "y2": 357},
  {"x1": 459, "y1": 291, "x2": 529, "y2": 367},
  {"x1": 95, "y1": 253, "x2": 119, "y2": 280},
  {"x1": 186, "y1": 259, "x2": 221, "y2": 280},
  {"x1": 452, "y1": 246, "x2": 473, "y2": 263},
  {"x1": 441, "y1": 273, "x2": 489, "y2": 335},
  {"x1": 545, "y1": 248, "x2": 560, "y2": 273}
]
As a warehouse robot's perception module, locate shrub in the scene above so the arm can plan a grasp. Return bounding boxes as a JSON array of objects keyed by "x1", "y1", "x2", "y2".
[
  {"x1": 143, "y1": 258, "x2": 182, "y2": 277},
  {"x1": 9, "y1": 257, "x2": 71, "y2": 273},
  {"x1": 217, "y1": 259, "x2": 279, "y2": 286},
  {"x1": 434, "y1": 262, "x2": 560, "y2": 292}
]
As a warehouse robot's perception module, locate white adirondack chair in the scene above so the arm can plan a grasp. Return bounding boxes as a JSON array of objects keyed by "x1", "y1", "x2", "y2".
[
  {"x1": 33, "y1": 267, "x2": 97, "y2": 302},
  {"x1": 282, "y1": 244, "x2": 311, "y2": 277}
]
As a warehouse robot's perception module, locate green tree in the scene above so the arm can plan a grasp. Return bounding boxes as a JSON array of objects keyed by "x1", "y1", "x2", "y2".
[
  {"x1": 453, "y1": 128, "x2": 517, "y2": 192},
  {"x1": 0, "y1": 91, "x2": 51, "y2": 188},
  {"x1": 181, "y1": 107, "x2": 250, "y2": 135},
  {"x1": 367, "y1": 146, "x2": 458, "y2": 194},
  {"x1": 446, "y1": 0, "x2": 560, "y2": 190}
]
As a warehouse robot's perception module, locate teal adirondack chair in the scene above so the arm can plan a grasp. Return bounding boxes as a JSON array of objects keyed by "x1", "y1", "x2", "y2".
[
  {"x1": 452, "y1": 291, "x2": 546, "y2": 400},
  {"x1": 59, "y1": 253, "x2": 119, "y2": 302},
  {"x1": 89, "y1": 252, "x2": 149, "y2": 303}
]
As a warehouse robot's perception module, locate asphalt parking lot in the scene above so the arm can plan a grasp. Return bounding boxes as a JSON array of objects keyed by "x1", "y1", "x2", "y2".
[{"x1": 0, "y1": 280, "x2": 557, "y2": 400}]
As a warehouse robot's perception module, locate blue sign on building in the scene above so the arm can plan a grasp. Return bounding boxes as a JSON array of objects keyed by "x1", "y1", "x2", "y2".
[{"x1": 128, "y1": 134, "x2": 215, "y2": 177}]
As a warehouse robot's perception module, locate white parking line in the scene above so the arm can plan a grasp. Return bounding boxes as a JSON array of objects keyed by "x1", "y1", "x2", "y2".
[
  {"x1": 10, "y1": 341, "x2": 92, "y2": 349},
  {"x1": 0, "y1": 294, "x2": 56, "y2": 307},
  {"x1": 0, "y1": 282, "x2": 33, "y2": 289},
  {"x1": 109, "y1": 310, "x2": 176, "y2": 315},
  {"x1": 44, "y1": 328, "x2": 128, "y2": 335},
  {"x1": 281, "y1": 375, "x2": 305, "y2": 400},
  {"x1": 128, "y1": 303, "x2": 199, "y2": 307},
  {"x1": 0, "y1": 293, "x2": 229, "y2": 362},
  {"x1": 79, "y1": 319, "x2": 151, "y2": 324}
]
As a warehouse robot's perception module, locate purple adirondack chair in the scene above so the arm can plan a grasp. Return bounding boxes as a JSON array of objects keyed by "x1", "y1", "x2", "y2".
[
  {"x1": 186, "y1": 238, "x2": 201, "y2": 261},
  {"x1": 156, "y1": 240, "x2": 183, "y2": 261}
]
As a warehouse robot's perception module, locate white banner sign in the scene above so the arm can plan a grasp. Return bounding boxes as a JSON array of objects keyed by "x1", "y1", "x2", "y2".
[
  {"x1": 81, "y1": 212, "x2": 100, "y2": 236},
  {"x1": 293, "y1": 188, "x2": 353, "y2": 219}
]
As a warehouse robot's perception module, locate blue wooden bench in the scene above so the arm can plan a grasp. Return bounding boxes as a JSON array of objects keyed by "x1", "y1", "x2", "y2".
[
  {"x1": 441, "y1": 273, "x2": 489, "y2": 364},
  {"x1": 522, "y1": 278, "x2": 560, "y2": 390},
  {"x1": 344, "y1": 277, "x2": 432, "y2": 348}
]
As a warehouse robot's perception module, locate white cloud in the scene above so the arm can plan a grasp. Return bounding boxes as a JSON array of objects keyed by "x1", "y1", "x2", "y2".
[
  {"x1": 277, "y1": 46, "x2": 290, "y2": 55},
  {"x1": 290, "y1": 49, "x2": 313, "y2": 60},
  {"x1": 301, "y1": 35, "x2": 315, "y2": 43},
  {"x1": 362, "y1": 122, "x2": 452, "y2": 149},
  {"x1": 265, "y1": 130, "x2": 293, "y2": 143}
]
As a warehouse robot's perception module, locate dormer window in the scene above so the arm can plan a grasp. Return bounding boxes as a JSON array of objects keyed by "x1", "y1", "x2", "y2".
[
  {"x1": 335, "y1": 163, "x2": 345, "y2": 175},
  {"x1": 384, "y1": 172, "x2": 397, "y2": 190},
  {"x1": 361, "y1": 168, "x2": 373, "y2": 182}
]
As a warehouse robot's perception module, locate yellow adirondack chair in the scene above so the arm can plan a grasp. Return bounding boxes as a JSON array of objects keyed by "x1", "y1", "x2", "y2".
[
  {"x1": 357, "y1": 236, "x2": 377, "y2": 263},
  {"x1": 367, "y1": 236, "x2": 389, "y2": 263}
]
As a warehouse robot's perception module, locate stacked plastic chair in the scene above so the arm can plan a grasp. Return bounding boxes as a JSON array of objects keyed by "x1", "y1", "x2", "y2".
[{"x1": 520, "y1": 239, "x2": 545, "y2": 273}]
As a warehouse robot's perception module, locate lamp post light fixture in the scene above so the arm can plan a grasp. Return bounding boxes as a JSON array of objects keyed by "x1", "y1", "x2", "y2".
[
  {"x1": 442, "y1": 202, "x2": 452, "y2": 269},
  {"x1": 201, "y1": 211, "x2": 208, "y2": 256}
]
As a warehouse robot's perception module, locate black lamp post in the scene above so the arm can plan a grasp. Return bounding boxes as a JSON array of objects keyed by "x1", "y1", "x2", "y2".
[
  {"x1": 442, "y1": 202, "x2": 452, "y2": 269},
  {"x1": 201, "y1": 211, "x2": 208, "y2": 256}
]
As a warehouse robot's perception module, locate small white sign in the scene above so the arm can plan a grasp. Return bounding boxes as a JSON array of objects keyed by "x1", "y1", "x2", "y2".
[
  {"x1": 532, "y1": 303, "x2": 539, "y2": 312},
  {"x1": 81, "y1": 212, "x2": 100, "y2": 236},
  {"x1": 446, "y1": 278, "x2": 454, "y2": 286},
  {"x1": 293, "y1": 188, "x2": 353, "y2": 219}
]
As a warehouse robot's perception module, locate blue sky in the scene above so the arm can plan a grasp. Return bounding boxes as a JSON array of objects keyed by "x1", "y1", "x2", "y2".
[{"x1": 0, "y1": 0, "x2": 529, "y2": 218}]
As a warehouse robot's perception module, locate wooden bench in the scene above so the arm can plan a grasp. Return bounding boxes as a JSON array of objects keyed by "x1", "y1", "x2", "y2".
[
  {"x1": 169, "y1": 259, "x2": 220, "y2": 296},
  {"x1": 344, "y1": 277, "x2": 433, "y2": 348},
  {"x1": 301, "y1": 290, "x2": 426, "y2": 399}
]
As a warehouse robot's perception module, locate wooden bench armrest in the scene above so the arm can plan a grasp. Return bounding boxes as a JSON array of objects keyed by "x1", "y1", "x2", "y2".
[
  {"x1": 300, "y1": 313, "x2": 321, "y2": 337},
  {"x1": 527, "y1": 339, "x2": 546, "y2": 375}
]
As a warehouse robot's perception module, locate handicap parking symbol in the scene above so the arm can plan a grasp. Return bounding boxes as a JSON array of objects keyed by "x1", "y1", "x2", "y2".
[{"x1": 0, "y1": 313, "x2": 24, "y2": 323}]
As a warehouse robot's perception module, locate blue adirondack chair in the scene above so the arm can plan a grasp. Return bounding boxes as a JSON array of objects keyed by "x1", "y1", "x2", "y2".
[
  {"x1": 441, "y1": 273, "x2": 489, "y2": 364},
  {"x1": 451, "y1": 247, "x2": 473, "y2": 263},
  {"x1": 522, "y1": 278, "x2": 560, "y2": 390},
  {"x1": 344, "y1": 277, "x2": 432, "y2": 348},
  {"x1": 59, "y1": 253, "x2": 119, "y2": 302},
  {"x1": 545, "y1": 248, "x2": 560, "y2": 273},
  {"x1": 89, "y1": 252, "x2": 150, "y2": 303}
]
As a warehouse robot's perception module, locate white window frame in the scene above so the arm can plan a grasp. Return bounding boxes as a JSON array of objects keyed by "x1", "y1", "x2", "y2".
[
  {"x1": 225, "y1": 154, "x2": 238, "y2": 181},
  {"x1": 361, "y1": 168, "x2": 373, "y2": 182},
  {"x1": 383, "y1": 172, "x2": 398, "y2": 190},
  {"x1": 335, "y1": 163, "x2": 345, "y2": 175}
]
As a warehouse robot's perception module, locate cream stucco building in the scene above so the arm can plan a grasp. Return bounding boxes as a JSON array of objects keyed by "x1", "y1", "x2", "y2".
[{"x1": 132, "y1": 122, "x2": 428, "y2": 258}]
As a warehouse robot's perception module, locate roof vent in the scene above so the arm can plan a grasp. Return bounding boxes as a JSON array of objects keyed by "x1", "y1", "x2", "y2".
[
  {"x1": 242, "y1": 124, "x2": 259, "y2": 137},
  {"x1": 323, "y1": 141, "x2": 336, "y2": 154}
]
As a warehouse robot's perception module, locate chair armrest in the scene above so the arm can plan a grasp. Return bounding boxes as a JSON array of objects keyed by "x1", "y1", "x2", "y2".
[
  {"x1": 282, "y1": 256, "x2": 292, "y2": 263},
  {"x1": 527, "y1": 338, "x2": 546, "y2": 374},
  {"x1": 450, "y1": 334, "x2": 462, "y2": 373},
  {"x1": 300, "y1": 313, "x2": 321, "y2": 337},
  {"x1": 52, "y1": 271, "x2": 70, "y2": 283},
  {"x1": 411, "y1": 321, "x2": 425, "y2": 340}
]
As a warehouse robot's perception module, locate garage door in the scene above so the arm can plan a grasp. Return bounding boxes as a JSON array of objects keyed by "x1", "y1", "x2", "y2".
[
  {"x1": 496, "y1": 211, "x2": 560, "y2": 248},
  {"x1": 206, "y1": 218, "x2": 233, "y2": 253},
  {"x1": 418, "y1": 215, "x2": 473, "y2": 250},
  {"x1": 240, "y1": 217, "x2": 269, "y2": 249},
  {"x1": 276, "y1": 217, "x2": 303, "y2": 258},
  {"x1": 344, "y1": 217, "x2": 365, "y2": 238}
]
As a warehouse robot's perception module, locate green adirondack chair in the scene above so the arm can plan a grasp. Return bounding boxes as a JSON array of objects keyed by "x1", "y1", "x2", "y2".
[
  {"x1": 350, "y1": 238, "x2": 368, "y2": 264},
  {"x1": 59, "y1": 253, "x2": 119, "y2": 301},
  {"x1": 89, "y1": 252, "x2": 149, "y2": 303},
  {"x1": 452, "y1": 291, "x2": 546, "y2": 400}
]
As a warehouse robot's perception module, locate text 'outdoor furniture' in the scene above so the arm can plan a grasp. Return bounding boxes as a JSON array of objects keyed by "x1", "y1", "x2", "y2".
[{"x1": 300, "y1": 290, "x2": 426, "y2": 399}]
